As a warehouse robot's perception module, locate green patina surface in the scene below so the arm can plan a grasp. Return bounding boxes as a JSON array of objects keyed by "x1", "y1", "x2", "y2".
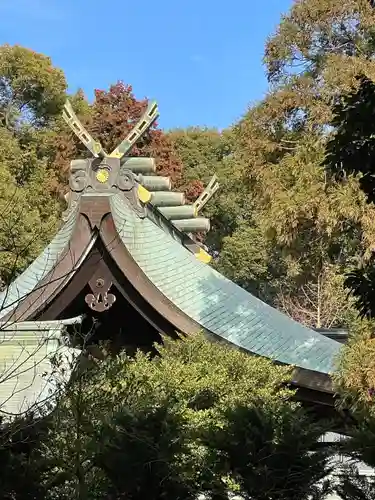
[
  {"x1": 0, "y1": 318, "x2": 82, "y2": 416},
  {"x1": 110, "y1": 194, "x2": 341, "y2": 375},
  {"x1": 0, "y1": 206, "x2": 79, "y2": 320},
  {"x1": 0, "y1": 188, "x2": 342, "y2": 377},
  {"x1": 0, "y1": 332, "x2": 59, "y2": 416}
]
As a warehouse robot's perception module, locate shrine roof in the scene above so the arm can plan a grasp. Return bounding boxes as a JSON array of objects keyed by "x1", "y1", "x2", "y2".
[
  {"x1": 0, "y1": 316, "x2": 82, "y2": 416},
  {"x1": 110, "y1": 194, "x2": 341, "y2": 376},
  {"x1": 0, "y1": 206, "x2": 79, "y2": 321},
  {"x1": 0, "y1": 98, "x2": 343, "y2": 383}
]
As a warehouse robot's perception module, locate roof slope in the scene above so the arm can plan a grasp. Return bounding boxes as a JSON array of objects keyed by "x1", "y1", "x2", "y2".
[
  {"x1": 111, "y1": 194, "x2": 341, "y2": 375},
  {"x1": 0, "y1": 317, "x2": 82, "y2": 416},
  {"x1": 0, "y1": 206, "x2": 78, "y2": 320}
]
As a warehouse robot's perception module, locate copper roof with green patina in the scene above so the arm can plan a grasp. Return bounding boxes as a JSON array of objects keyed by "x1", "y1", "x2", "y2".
[
  {"x1": 0, "y1": 206, "x2": 79, "y2": 320},
  {"x1": 110, "y1": 194, "x2": 341, "y2": 375}
]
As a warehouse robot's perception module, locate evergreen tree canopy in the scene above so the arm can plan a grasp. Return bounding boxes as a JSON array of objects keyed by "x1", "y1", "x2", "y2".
[{"x1": 41, "y1": 333, "x2": 332, "y2": 499}]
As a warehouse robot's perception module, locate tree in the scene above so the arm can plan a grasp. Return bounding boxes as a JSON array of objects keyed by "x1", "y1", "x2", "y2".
[
  {"x1": 215, "y1": 103, "x2": 369, "y2": 325},
  {"x1": 0, "y1": 44, "x2": 66, "y2": 129},
  {"x1": 322, "y1": 73, "x2": 375, "y2": 500},
  {"x1": 323, "y1": 75, "x2": 375, "y2": 321},
  {"x1": 264, "y1": 0, "x2": 375, "y2": 126},
  {"x1": 0, "y1": 413, "x2": 51, "y2": 500},
  {"x1": 204, "y1": 405, "x2": 332, "y2": 500},
  {"x1": 90, "y1": 83, "x2": 184, "y2": 184},
  {"x1": 94, "y1": 404, "x2": 194, "y2": 500},
  {"x1": 204, "y1": 0, "x2": 375, "y2": 330},
  {"x1": 0, "y1": 44, "x2": 66, "y2": 283},
  {"x1": 167, "y1": 127, "x2": 241, "y2": 251},
  {"x1": 324, "y1": 75, "x2": 375, "y2": 205},
  {"x1": 276, "y1": 264, "x2": 354, "y2": 329},
  {"x1": 44, "y1": 83, "x2": 200, "y2": 201},
  {"x1": 38, "y1": 333, "x2": 333, "y2": 499},
  {"x1": 167, "y1": 127, "x2": 229, "y2": 200}
]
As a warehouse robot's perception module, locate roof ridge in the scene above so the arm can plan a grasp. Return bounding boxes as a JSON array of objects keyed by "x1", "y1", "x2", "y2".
[{"x1": 62, "y1": 99, "x2": 217, "y2": 263}]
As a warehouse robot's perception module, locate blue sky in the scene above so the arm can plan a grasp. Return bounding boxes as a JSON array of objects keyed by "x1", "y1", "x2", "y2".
[{"x1": 0, "y1": 0, "x2": 292, "y2": 129}]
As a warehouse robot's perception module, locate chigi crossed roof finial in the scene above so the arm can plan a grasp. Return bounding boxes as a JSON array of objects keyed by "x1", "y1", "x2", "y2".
[
  {"x1": 62, "y1": 98, "x2": 219, "y2": 244},
  {"x1": 62, "y1": 99, "x2": 158, "y2": 205},
  {"x1": 63, "y1": 99, "x2": 159, "y2": 161},
  {"x1": 62, "y1": 99, "x2": 161, "y2": 219}
]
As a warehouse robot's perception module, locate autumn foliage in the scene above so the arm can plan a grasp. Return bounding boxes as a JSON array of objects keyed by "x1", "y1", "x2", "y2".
[{"x1": 48, "y1": 82, "x2": 202, "y2": 200}]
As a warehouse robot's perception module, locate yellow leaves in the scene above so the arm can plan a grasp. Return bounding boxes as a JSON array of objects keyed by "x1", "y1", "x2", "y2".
[
  {"x1": 322, "y1": 53, "x2": 375, "y2": 95},
  {"x1": 241, "y1": 127, "x2": 373, "y2": 261},
  {"x1": 265, "y1": 0, "x2": 375, "y2": 83},
  {"x1": 335, "y1": 337, "x2": 375, "y2": 411},
  {"x1": 254, "y1": 141, "x2": 323, "y2": 235}
]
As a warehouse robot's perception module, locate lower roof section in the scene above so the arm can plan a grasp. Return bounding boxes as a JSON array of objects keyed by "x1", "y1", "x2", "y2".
[
  {"x1": 0, "y1": 316, "x2": 82, "y2": 417},
  {"x1": 110, "y1": 194, "x2": 341, "y2": 375}
]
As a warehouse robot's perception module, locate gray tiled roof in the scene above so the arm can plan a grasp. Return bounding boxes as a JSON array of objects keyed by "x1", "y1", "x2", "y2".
[{"x1": 111, "y1": 194, "x2": 341, "y2": 374}]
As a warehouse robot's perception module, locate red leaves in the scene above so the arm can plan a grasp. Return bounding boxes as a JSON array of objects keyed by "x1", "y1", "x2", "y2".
[
  {"x1": 87, "y1": 82, "x2": 199, "y2": 195},
  {"x1": 182, "y1": 180, "x2": 204, "y2": 202},
  {"x1": 49, "y1": 80, "x2": 200, "y2": 202}
]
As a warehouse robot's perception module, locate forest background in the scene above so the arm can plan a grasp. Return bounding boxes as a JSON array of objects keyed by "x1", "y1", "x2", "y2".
[
  {"x1": 3, "y1": 0, "x2": 375, "y2": 498},
  {"x1": 3, "y1": 0, "x2": 375, "y2": 333}
]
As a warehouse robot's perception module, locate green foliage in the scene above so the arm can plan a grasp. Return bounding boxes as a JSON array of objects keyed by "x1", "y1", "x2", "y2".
[
  {"x1": 0, "y1": 133, "x2": 60, "y2": 281},
  {"x1": 0, "y1": 414, "x2": 51, "y2": 499},
  {"x1": 168, "y1": 127, "x2": 230, "y2": 185},
  {"x1": 324, "y1": 75, "x2": 375, "y2": 205},
  {"x1": 0, "y1": 44, "x2": 66, "y2": 128},
  {"x1": 168, "y1": 127, "x2": 242, "y2": 251},
  {"x1": 317, "y1": 36, "x2": 375, "y2": 500},
  {"x1": 39, "y1": 333, "x2": 331, "y2": 499},
  {"x1": 337, "y1": 469, "x2": 375, "y2": 500},
  {"x1": 94, "y1": 405, "x2": 194, "y2": 500},
  {"x1": 334, "y1": 337, "x2": 375, "y2": 413},
  {"x1": 0, "y1": 44, "x2": 66, "y2": 285},
  {"x1": 333, "y1": 422, "x2": 375, "y2": 500},
  {"x1": 264, "y1": 0, "x2": 375, "y2": 86},
  {"x1": 215, "y1": 223, "x2": 283, "y2": 301},
  {"x1": 323, "y1": 75, "x2": 375, "y2": 322},
  {"x1": 204, "y1": 405, "x2": 333, "y2": 500}
]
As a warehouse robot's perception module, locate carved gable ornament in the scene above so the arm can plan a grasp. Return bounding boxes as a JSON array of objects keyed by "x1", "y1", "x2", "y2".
[{"x1": 62, "y1": 99, "x2": 158, "y2": 221}]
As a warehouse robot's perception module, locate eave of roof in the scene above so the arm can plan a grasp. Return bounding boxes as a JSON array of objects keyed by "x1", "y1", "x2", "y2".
[
  {"x1": 0, "y1": 205, "x2": 79, "y2": 320},
  {"x1": 0, "y1": 315, "x2": 83, "y2": 332},
  {"x1": 0, "y1": 316, "x2": 83, "y2": 417},
  {"x1": 111, "y1": 193, "x2": 342, "y2": 375}
]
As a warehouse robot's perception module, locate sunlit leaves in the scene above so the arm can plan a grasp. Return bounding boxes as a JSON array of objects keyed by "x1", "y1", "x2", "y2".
[
  {"x1": 43, "y1": 333, "x2": 332, "y2": 499},
  {"x1": 0, "y1": 44, "x2": 66, "y2": 128}
]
